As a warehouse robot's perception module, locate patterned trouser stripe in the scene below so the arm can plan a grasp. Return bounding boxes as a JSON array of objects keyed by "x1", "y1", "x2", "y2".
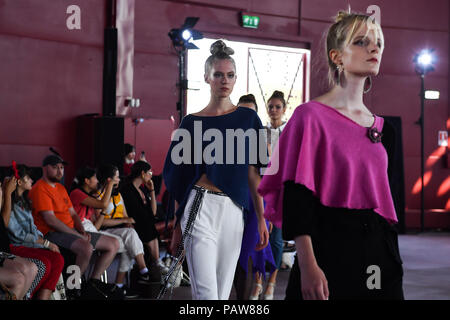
[
  {"x1": 24, "y1": 258, "x2": 46, "y2": 300},
  {"x1": 157, "y1": 186, "x2": 206, "y2": 300}
]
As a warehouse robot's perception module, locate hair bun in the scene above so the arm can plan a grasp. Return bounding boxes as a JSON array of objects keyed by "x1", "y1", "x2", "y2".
[
  {"x1": 272, "y1": 90, "x2": 284, "y2": 99},
  {"x1": 335, "y1": 10, "x2": 351, "y2": 23},
  {"x1": 210, "y1": 40, "x2": 234, "y2": 56}
]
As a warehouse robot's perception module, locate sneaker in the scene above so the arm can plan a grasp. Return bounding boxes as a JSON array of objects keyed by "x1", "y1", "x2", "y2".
[
  {"x1": 118, "y1": 285, "x2": 140, "y2": 299},
  {"x1": 137, "y1": 272, "x2": 151, "y2": 284},
  {"x1": 107, "y1": 284, "x2": 125, "y2": 300},
  {"x1": 283, "y1": 241, "x2": 296, "y2": 252},
  {"x1": 87, "y1": 279, "x2": 126, "y2": 300},
  {"x1": 81, "y1": 279, "x2": 109, "y2": 300}
]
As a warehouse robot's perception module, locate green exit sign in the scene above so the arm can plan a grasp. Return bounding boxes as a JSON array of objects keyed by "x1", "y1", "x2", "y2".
[{"x1": 240, "y1": 13, "x2": 260, "y2": 29}]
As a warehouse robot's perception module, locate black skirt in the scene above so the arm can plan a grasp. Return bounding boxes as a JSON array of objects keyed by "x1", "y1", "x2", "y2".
[{"x1": 283, "y1": 181, "x2": 404, "y2": 300}]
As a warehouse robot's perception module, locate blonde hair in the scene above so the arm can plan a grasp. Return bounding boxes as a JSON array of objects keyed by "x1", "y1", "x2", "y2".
[
  {"x1": 326, "y1": 10, "x2": 384, "y2": 85},
  {"x1": 204, "y1": 40, "x2": 236, "y2": 76}
]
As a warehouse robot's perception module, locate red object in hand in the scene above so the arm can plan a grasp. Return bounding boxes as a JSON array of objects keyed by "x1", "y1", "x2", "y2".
[{"x1": 12, "y1": 161, "x2": 20, "y2": 179}]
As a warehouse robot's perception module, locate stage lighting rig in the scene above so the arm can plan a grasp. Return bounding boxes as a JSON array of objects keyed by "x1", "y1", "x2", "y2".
[
  {"x1": 168, "y1": 17, "x2": 203, "y2": 123},
  {"x1": 168, "y1": 17, "x2": 203, "y2": 50}
]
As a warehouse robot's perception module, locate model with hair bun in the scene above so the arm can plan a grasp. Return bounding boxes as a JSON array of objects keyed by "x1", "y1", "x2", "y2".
[
  {"x1": 258, "y1": 11, "x2": 404, "y2": 300},
  {"x1": 163, "y1": 40, "x2": 269, "y2": 300}
]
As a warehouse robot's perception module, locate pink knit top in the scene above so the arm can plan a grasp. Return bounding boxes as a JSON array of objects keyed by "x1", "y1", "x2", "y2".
[{"x1": 258, "y1": 101, "x2": 398, "y2": 228}]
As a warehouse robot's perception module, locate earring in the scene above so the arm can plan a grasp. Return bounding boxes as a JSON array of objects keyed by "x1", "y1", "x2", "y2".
[
  {"x1": 364, "y1": 76, "x2": 372, "y2": 94},
  {"x1": 334, "y1": 65, "x2": 343, "y2": 86}
]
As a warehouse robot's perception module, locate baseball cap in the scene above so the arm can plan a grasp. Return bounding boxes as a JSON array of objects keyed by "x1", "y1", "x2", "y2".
[{"x1": 42, "y1": 154, "x2": 68, "y2": 167}]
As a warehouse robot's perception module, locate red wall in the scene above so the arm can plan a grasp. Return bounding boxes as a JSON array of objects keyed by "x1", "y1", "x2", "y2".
[
  {"x1": 0, "y1": 0, "x2": 448, "y2": 228},
  {"x1": 0, "y1": 0, "x2": 107, "y2": 183}
]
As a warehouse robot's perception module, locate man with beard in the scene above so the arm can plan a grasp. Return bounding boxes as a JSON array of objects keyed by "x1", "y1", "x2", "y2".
[{"x1": 28, "y1": 155, "x2": 120, "y2": 299}]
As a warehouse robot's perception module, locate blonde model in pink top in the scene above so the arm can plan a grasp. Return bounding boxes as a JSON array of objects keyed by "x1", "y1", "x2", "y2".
[{"x1": 258, "y1": 10, "x2": 404, "y2": 300}]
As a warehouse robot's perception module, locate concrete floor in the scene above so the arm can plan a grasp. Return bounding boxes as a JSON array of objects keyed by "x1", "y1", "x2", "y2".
[
  {"x1": 398, "y1": 232, "x2": 450, "y2": 300},
  {"x1": 159, "y1": 231, "x2": 450, "y2": 300}
]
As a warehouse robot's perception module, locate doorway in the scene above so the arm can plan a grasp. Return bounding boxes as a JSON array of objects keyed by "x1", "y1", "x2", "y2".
[{"x1": 186, "y1": 38, "x2": 310, "y2": 126}]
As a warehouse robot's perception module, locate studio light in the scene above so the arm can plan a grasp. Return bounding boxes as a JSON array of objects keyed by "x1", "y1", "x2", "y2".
[
  {"x1": 182, "y1": 29, "x2": 192, "y2": 41},
  {"x1": 414, "y1": 49, "x2": 435, "y2": 75},
  {"x1": 132, "y1": 118, "x2": 144, "y2": 125},
  {"x1": 418, "y1": 52, "x2": 432, "y2": 66},
  {"x1": 168, "y1": 17, "x2": 203, "y2": 50}
]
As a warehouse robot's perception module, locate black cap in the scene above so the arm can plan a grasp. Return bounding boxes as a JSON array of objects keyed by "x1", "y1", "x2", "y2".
[{"x1": 42, "y1": 155, "x2": 68, "y2": 167}]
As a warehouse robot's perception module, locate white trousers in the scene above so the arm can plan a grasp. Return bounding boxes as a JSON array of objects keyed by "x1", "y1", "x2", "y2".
[
  {"x1": 82, "y1": 220, "x2": 144, "y2": 272},
  {"x1": 180, "y1": 188, "x2": 244, "y2": 300}
]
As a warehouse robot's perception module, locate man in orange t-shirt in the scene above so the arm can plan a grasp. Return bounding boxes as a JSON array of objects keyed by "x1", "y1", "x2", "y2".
[{"x1": 29, "y1": 155, "x2": 120, "y2": 297}]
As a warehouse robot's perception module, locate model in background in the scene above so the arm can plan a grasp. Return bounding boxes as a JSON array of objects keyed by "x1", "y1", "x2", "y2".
[
  {"x1": 250, "y1": 90, "x2": 288, "y2": 300},
  {"x1": 234, "y1": 94, "x2": 276, "y2": 300}
]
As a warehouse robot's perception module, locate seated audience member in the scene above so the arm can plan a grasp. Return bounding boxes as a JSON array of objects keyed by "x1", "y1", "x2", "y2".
[
  {"x1": 2, "y1": 165, "x2": 64, "y2": 300},
  {"x1": 120, "y1": 161, "x2": 161, "y2": 275},
  {"x1": 28, "y1": 155, "x2": 120, "y2": 299},
  {"x1": 123, "y1": 144, "x2": 136, "y2": 177},
  {"x1": 123, "y1": 143, "x2": 147, "y2": 177},
  {"x1": 0, "y1": 252, "x2": 37, "y2": 300},
  {"x1": 70, "y1": 165, "x2": 151, "y2": 297},
  {"x1": 1, "y1": 180, "x2": 39, "y2": 300}
]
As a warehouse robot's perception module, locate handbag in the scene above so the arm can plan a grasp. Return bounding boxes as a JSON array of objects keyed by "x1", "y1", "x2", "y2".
[{"x1": 50, "y1": 274, "x2": 67, "y2": 300}]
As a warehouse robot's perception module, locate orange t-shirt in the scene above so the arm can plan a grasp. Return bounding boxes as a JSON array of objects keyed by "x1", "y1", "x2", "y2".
[{"x1": 29, "y1": 179, "x2": 75, "y2": 235}]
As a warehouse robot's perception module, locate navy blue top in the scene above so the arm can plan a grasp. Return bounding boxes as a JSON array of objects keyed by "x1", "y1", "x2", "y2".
[{"x1": 163, "y1": 107, "x2": 267, "y2": 220}]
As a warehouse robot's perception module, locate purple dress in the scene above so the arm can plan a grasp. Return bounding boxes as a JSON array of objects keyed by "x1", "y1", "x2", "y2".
[{"x1": 238, "y1": 192, "x2": 276, "y2": 278}]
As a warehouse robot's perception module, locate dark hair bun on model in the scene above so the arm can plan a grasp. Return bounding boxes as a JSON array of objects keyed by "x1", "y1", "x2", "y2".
[
  {"x1": 210, "y1": 40, "x2": 234, "y2": 57},
  {"x1": 268, "y1": 90, "x2": 286, "y2": 107},
  {"x1": 270, "y1": 90, "x2": 284, "y2": 100}
]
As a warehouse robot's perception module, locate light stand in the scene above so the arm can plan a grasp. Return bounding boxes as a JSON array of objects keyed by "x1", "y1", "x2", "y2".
[
  {"x1": 177, "y1": 47, "x2": 188, "y2": 124},
  {"x1": 419, "y1": 73, "x2": 425, "y2": 232},
  {"x1": 168, "y1": 17, "x2": 203, "y2": 123},
  {"x1": 413, "y1": 49, "x2": 435, "y2": 232}
]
